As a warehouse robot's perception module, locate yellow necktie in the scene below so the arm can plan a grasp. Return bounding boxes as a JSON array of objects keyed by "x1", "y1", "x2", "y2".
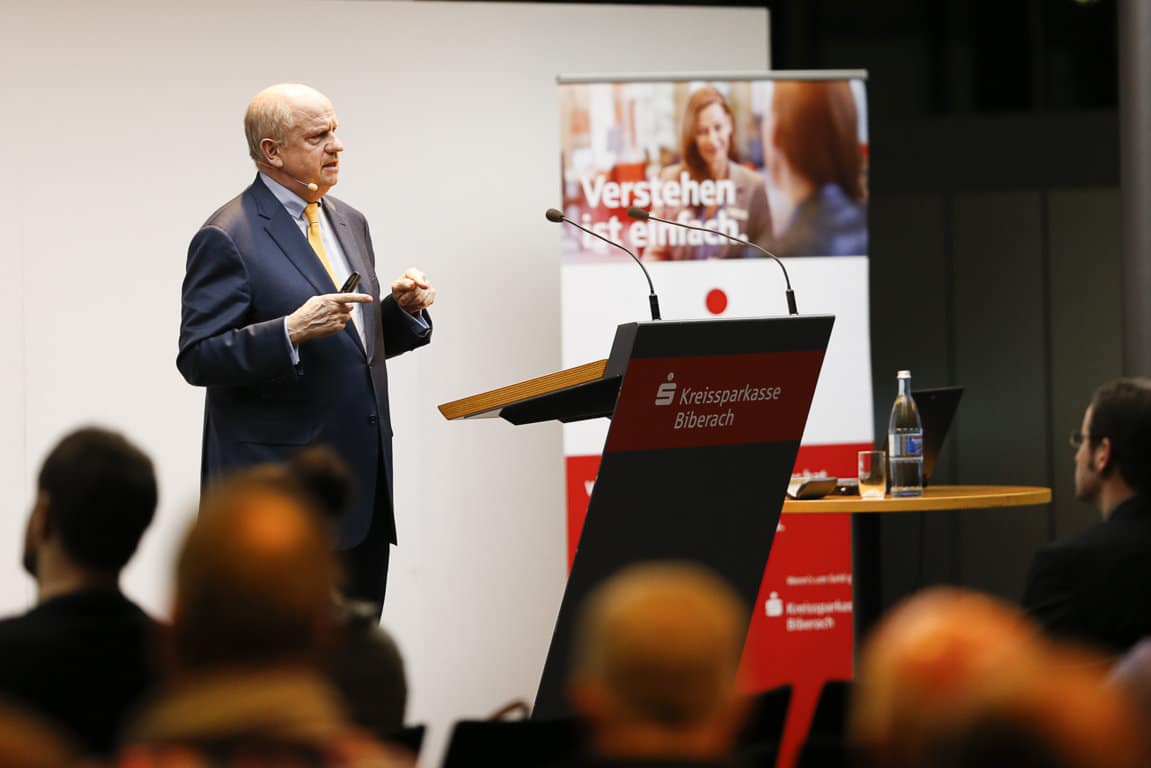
[{"x1": 303, "y1": 202, "x2": 338, "y2": 288}]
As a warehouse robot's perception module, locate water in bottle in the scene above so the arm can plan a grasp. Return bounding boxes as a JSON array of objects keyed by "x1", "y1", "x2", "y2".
[{"x1": 888, "y1": 369, "x2": 924, "y2": 497}]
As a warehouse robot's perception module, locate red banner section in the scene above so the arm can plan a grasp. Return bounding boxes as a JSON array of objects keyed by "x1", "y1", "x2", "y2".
[
  {"x1": 741, "y1": 442, "x2": 869, "y2": 768},
  {"x1": 740, "y1": 511, "x2": 854, "y2": 768},
  {"x1": 565, "y1": 454, "x2": 602, "y2": 571},
  {"x1": 564, "y1": 441, "x2": 869, "y2": 767},
  {"x1": 605, "y1": 352, "x2": 826, "y2": 453}
]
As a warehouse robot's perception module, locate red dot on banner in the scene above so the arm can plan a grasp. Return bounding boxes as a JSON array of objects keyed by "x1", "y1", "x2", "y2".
[{"x1": 706, "y1": 288, "x2": 728, "y2": 315}]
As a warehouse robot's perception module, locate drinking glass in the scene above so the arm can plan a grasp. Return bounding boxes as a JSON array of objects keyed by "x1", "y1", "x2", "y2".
[{"x1": 858, "y1": 450, "x2": 887, "y2": 500}]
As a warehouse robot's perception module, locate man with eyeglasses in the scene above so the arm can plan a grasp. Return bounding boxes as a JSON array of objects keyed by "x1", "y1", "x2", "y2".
[{"x1": 1021, "y1": 378, "x2": 1151, "y2": 654}]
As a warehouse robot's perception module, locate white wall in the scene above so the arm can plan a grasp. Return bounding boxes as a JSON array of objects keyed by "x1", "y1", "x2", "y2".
[{"x1": 2, "y1": 0, "x2": 767, "y2": 760}]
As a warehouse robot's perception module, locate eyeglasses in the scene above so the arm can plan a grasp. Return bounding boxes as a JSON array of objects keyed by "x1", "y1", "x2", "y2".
[{"x1": 1069, "y1": 430, "x2": 1087, "y2": 450}]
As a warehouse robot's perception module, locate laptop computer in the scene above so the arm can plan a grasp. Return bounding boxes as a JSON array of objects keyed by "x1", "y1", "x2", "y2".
[{"x1": 912, "y1": 385, "x2": 964, "y2": 486}]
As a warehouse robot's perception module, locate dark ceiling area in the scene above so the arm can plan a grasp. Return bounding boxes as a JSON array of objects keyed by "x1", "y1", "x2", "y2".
[
  {"x1": 500, "y1": 0, "x2": 1117, "y2": 113},
  {"x1": 769, "y1": 0, "x2": 1116, "y2": 113}
]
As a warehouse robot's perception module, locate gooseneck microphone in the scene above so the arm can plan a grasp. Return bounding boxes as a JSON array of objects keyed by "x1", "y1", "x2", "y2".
[
  {"x1": 546, "y1": 208, "x2": 661, "y2": 321},
  {"x1": 627, "y1": 206, "x2": 798, "y2": 316}
]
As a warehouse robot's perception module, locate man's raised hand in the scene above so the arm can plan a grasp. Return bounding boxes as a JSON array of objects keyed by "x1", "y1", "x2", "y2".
[{"x1": 391, "y1": 268, "x2": 436, "y2": 315}]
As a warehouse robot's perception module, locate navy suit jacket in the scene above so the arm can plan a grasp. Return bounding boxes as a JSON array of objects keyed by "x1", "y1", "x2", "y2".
[{"x1": 178, "y1": 176, "x2": 431, "y2": 549}]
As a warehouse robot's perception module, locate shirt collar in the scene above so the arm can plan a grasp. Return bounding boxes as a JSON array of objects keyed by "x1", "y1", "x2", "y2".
[{"x1": 259, "y1": 172, "x2": 319, "y2": 221}]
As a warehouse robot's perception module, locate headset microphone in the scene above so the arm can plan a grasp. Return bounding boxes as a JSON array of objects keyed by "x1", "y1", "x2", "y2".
[{"x1": 256, "y1": 161, "x2": 319, "y2": 193}]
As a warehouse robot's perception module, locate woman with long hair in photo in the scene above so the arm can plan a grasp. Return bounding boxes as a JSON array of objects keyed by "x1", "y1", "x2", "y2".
[{"x1": 644, "y1": 86, "x2": 772, "y2": 261}]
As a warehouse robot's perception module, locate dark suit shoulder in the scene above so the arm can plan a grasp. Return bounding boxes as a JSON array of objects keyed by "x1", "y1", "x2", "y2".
[
  {"x1": 199, "y1": 189, "x2": 251, "y2": 230},
  {"x1": 323, "y1": 194, "x2": 367, "y2": 225},
  {"x1": 1040, "y1": 521, "x2": 1114, "y2": 559},
  {"x1": 1047, "y1": 508, "x2": 1151, "y2": 561},
  {"x1": 0, "y1": 591, "x2": 161, "y2": 755},
  {"x1": 1026, "y1": 517, "x2": 1147, "y2": 595},
  {"x1": 202, "y1": 178, "x2": 286, "y2": 233},
  {"x1": 0, "y1": 611, "x2": 43, "y2": 651},
  {"x1": 1023, "y1": 500, "x2": 1151, "y2": 653},
  {"x1": 0, "y1": 591, "x2": 156, "y2": 649}
]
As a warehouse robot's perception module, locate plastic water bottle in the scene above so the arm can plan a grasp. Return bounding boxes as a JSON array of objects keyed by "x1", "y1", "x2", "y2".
[{"x1": 888, "y1": 370, "x2": 924, "y2": 497}]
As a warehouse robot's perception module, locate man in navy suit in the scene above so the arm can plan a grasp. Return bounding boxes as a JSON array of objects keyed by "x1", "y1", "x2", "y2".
[
  {"x1": 178, "y1": 83, "x2": 435, "y2": 613},
  {"x1": 1022, "y1": 378, "x2": 1151, "y2": 654}
]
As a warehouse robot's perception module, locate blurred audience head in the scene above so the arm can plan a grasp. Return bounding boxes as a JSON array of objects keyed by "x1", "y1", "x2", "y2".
[
  {"x1": 0, "y1": 702, "x2": 78, "y2": 768},
  {"x1": 851, "y1": 587, "x2": 1042, "y2": 762},
  {"x1": 171, "y1": 470, "x2": 337, "y2": 674},
  {"x1": 852, "y1": 587, "x2": 1145, "y2": 768},
  {"x1": 768, "y1": 80, "x2": 864, "y2": 203},
  {"x1": 567, "y1": 561, "x2": 748, "y2": 760},
  {"x1": 1077, "y1": 378, "x2": 1151, "y2": 507},
  {"x1": 23, "y1": 426, "x2": 157, "y2": 584},
  {"x1": 938, "y1": 645, "x2": 1145, "y2": 768},
  {"x1": 288, "y1": 445, "x2": 354, "y2": 533},
  {"x1": 1112, "y1": 639, "x2": 1151, "y2": 723}
]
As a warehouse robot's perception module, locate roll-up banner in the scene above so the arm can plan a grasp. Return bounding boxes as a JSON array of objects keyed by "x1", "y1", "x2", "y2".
[{"x1": 557, "y1": 71, "x2": 871, "y2": 766}]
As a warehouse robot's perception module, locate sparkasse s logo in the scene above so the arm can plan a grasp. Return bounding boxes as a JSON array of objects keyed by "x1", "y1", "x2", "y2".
[{"x1": 655, "y1": 373, "x2": 677, "y2": 406}]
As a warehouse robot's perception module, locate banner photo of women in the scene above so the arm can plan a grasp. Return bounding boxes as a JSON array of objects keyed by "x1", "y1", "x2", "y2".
[
  {"x1": 558, "y1": 78, "x2": 868, "y2": 262},
  {"x1": 557, "y1": 73, "x2": 871, "y2": 767}
]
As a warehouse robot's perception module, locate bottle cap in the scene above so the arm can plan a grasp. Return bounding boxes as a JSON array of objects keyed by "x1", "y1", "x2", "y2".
[{"x1": 897, "y1": 369, "x2": 911, "y2": 378}]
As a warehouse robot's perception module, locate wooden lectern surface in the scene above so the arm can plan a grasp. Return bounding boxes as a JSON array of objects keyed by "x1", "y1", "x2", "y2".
[
  {"x1": 438, "y1": 359, "x2": 608, "y2": 420},
  {"x1": 782, "y1": 484, "x2": 1051, "y2": 514}
]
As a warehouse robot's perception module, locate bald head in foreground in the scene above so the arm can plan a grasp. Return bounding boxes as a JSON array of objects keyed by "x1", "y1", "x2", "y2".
[
  {"x1": 172, "y1": 474, "x2": 338, "y2": 672},
  {"x1": 178, "y1": 82, "x2": 437, "y2": 613},
  {"x1": 852, "y1": 587, "x2": 1146, "y2": 768},
  {"x1": 566, "y1": 562, "x2": 749, "y2": 767},
  {"x1": 126, "y1": 473, "x2": 412, "y2": 766}
]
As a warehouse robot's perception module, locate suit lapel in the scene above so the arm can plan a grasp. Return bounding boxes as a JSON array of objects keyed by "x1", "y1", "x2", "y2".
[
  {"x1": 250, "y1": 178, "x2": 369, "y2": 360},
  {"x1": 251, "y1": 178, "x2": 336, "y2": 296},
  {"x1": 325, "y1": 198, "x2": 376, "y2": 362}
]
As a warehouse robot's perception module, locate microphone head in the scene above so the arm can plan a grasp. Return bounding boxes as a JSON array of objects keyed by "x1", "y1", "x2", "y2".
[
  {"x1": 626, "y1": 206, "x2": 650, "y2": 221},
  {"x1": 545, "y1": 208, "x2": 565, "y2": 223},
  {"x1": 306, "y1": 182, "x2": 319, "y2": 193}
]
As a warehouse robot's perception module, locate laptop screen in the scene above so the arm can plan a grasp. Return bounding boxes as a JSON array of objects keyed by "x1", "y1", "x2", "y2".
[{"x1": 911, "y1": 386, "x2": 964, "y2": 484}]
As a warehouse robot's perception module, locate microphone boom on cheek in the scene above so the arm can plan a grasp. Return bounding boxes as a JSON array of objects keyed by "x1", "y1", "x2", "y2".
[{"x1": 256, "y1": 161, "x2": 319, "y2": 193}]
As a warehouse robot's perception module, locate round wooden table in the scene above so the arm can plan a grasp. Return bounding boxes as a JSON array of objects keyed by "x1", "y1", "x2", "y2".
[
  {"x1": 780, "y1": 484, "x2": 1053, "y2": 642},
  {"x1": 782, "y1": 484, "x2": 1052, "y2": 514}
]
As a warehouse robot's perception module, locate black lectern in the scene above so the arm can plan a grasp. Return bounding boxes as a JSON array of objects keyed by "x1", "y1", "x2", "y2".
[{"x1": 439, "y1": 316, "x2": 834, "y2": 718}]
